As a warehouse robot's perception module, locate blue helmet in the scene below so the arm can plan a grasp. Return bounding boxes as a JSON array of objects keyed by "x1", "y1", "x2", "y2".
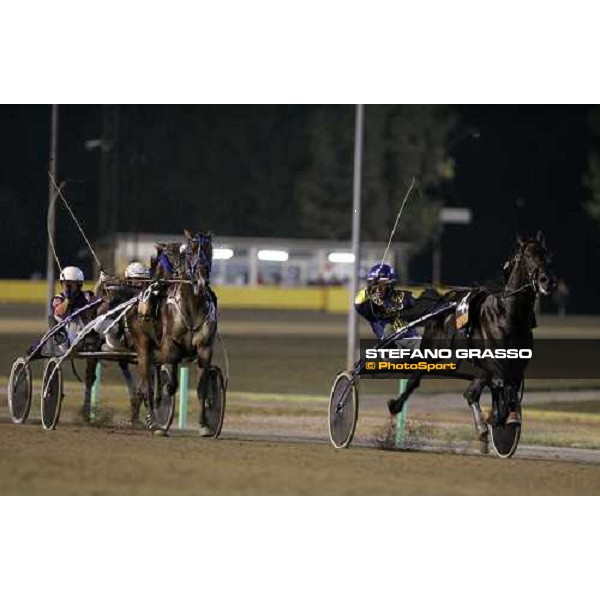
[{"x1": 367, "y1": 262, "x2": 396, "y2": 285}]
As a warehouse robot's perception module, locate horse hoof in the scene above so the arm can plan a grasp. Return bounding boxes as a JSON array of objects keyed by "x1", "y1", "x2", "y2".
[
  {"x1": 153, "y1": 429, "x2": 169, "y2": 437},
  {"x1": 198, "y1": 425, "x2": 214, "y2": 437},
  {"x1": 387, "y1": 398, "x2": 403, "y2": 416},
  {"x1": 506, "y1": 411, "x2": 522, "y2": 425}
]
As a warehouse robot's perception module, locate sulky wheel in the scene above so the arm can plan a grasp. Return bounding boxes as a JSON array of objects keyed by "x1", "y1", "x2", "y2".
[
  {"x1": 8, "y1": 357, "x2": 32, "y2": 424},
  {"x1": 151, "y1": 365, "x2": 176, "y2": 432},
  {"x1": 489, "y1": 422, "x2": 521, "y2": 458},
  {"x1": 40, "y1": 358, "x2": 64, "y2": 430},
  {"x1": 328, "y1": 371, "x2": 359, "y2": 449},
  {"x1": 203, "y1": 366, "x2": 226, "y2": 438},
  {"x1": 489, "y1": 384, "x2": 522, "y2": 459}
]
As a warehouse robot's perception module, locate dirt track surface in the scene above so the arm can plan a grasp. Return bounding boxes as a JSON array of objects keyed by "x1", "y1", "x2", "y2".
[
  {"x1": 3, "y1": 306, "x2": 600, "y2": 494},
  {"x1": 2, "y1": 423, "x2": 600, "y2": 495}
]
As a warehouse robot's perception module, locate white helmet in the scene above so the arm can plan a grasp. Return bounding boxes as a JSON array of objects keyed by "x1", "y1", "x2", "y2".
[
  {"x1": 59, "y1": 266, "x2": 84, "y2": 282},
  {"x1": 124, "y1": 261, "x2": 150, "y2": 279}
]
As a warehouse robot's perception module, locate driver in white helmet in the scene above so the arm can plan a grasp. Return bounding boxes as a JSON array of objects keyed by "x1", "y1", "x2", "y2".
[
  {"x1": 50, "y1": 266, "x2": 97, "y2": 350},
  {"x1": 51, "y1": 266, "x2": 96, "y2": 321},
  {"x1": 124, "y1": 261, "x2": 150, "y2": 281},
  {"x1": 102, "y1": 261, "x2": 151, "y2": 351}
]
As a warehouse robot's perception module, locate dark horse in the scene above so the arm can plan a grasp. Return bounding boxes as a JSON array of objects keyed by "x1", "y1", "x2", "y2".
[
  {"x1": 129, "y1": 229, "x2": 217, "y2": 434},
  {"x1": 388, "y1": 231, "x2": 556, "y2": 451}
]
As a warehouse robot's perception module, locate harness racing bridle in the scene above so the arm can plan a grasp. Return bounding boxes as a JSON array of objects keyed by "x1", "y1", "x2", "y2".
[
  {"x1": 501, "y1": 239, "x2": 551, "y2": 298},
  {"x1": 160, "y1": 232, "x2": 215, "y2": 334}
]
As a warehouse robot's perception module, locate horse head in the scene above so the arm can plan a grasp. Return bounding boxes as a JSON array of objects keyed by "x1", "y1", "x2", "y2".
[
  {"x1": 151, "y1": 231, "x2": 213, "y2": 296},
  {"x1": 505, "y1": 231, "x2": 556, "y2": 296},
  {"x1": 182, "y1": 229, "x2": 213, "y2": 294},
  {"x1": 152, "y1": 243, "x2": 169, "y2": 279}
]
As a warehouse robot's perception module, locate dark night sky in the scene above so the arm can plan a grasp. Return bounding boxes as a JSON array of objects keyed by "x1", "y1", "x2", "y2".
[
  {"x1": 1, "y1": 105, "x2": 598, "y2": 312},
  {"x1": 438, "y1": 105, "x2": 597, "y2": 312}
]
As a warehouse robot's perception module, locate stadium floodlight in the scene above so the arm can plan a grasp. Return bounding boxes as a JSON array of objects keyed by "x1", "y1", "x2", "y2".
[
  {"x1": 213, "y1": 248, "x2": 234, "y2": 260},
  {"x1": 328, "y1": 252, "x2": 355, "y2": 264},
  {"x1": 257, "y1": 250, "x2": 289, "y2": 262}
]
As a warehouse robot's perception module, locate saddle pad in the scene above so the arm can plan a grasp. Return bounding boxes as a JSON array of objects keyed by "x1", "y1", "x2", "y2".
[{"x1": 455, "y1": 292, "x2": 471, "y2": 329}]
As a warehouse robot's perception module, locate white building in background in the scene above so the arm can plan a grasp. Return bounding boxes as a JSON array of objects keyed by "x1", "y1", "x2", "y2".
[{"x1": 96, "y1": 233, "x2": 410, "y2": 286}]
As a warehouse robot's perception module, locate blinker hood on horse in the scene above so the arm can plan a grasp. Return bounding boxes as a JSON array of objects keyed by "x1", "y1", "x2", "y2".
[{"x1": 153, "y1": 229, "x2": 213, "y2": 288}]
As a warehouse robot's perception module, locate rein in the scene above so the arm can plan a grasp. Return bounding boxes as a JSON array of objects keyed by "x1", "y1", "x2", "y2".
[{"x1": 500, "y1": 282, "x2": 535, "y2": 298}]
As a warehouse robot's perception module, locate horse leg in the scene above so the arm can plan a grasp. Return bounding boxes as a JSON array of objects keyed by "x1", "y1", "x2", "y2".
[
  {"x1": 463, "y1": 377, "x2": 490, "y2": 453},
  {"x1": 135, "y1": 342, "x2": 154, "y2": 430},
  {"x1": 506, "y1": 380, "x2": 523, "y2": 425},
  {"x1": 82, "y1": 358, "x2": 97, "y2": 423},
  {"x1": 196, "y1": 346, "x2": 213, "y2": 437},
  {"x1": 492, "y1": 381, "x2": 521, "y2": 425},
  {"x1": 387, "y1": 374, "x2": 422, "y2": 415},
  {"x1": 464, "y1": 377, "x2": 488, "y2": 435},
  {"x1": 118, "y1": 360, "x2": 140, "y2": 426}
]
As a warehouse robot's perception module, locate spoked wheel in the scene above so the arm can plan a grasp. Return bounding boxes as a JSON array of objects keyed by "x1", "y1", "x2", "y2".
[
  {"x1": 8, "y1": 357, "x2": 32, "y2": 424},
  {"x1": 489, "y1": 384, "x2": 522, "y2": 459},
  {"x1": 151, "y1": 366, "x2": 176, "y2": 431},
  {"x1": 40, "y1": 358, "x2": 64, "y2": 430},
  {"x1": 203, "y1": 366, "x2": 226, "y2": 438},
  {"x1": 489, "y1": 422, "x2": 521, "y2": 459},
  {"x1": 328, "y1": 371, "x2": 359, "y2": 449}
]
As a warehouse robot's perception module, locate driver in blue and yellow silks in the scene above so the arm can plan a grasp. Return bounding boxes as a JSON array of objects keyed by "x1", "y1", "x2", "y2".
[
  {"x1": 354, "y1": 262, "x2": 420, "y2": 343},
  {"x1": 355, "y1": 262, "x2": 438, "y2": 416},
  {"x1": 355, "y1": 262, "x2": 445, "y2": 415}
]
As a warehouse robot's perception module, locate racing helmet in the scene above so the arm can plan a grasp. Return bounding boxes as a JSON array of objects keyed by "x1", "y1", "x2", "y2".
[
  {"x1": 366, "y1": 262, "x2": 396, "y2": 286},
  {"x1": 59, "y1": 266, "x2": 85, "y2": 283},
  {"x1": 124, "y1": 261, "x2": 150, "y2": 279}
]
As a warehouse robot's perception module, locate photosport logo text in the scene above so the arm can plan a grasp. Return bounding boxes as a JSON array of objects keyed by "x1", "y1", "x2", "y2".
[
  {"x1": 365, "y1": 360, "x2": 458, "y2": 373},
  {"x1": 358, "y1": 339, "x2": 600, "y2": 379},
  {"x1": 359, "y1": 341, "x2": 534, "y2": 378}
]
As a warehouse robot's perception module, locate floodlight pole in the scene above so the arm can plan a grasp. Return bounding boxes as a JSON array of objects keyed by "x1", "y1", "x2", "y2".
[
  {"x1": 347, "y1": 104, "x2": 364, "y2": 370},
  {"x1": 46, "y1": 104, "x2": 59, "y2": 313}
]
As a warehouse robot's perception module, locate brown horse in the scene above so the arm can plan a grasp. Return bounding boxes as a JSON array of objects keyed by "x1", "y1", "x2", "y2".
[{"x1": 130, "y1": 230, "x2": 217, "y2": 435}]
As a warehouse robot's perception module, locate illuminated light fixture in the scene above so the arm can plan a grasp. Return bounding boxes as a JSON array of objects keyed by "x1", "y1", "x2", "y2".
[
  {"x1": 328, "y1": 252, "x2": 355, "y2": 264},
  {"x1": 213, "y1": 248, "x2": 234, "y2": 260},
  {"x1": 257, "y1": 249, "x2": 289, "y2": 262}
]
